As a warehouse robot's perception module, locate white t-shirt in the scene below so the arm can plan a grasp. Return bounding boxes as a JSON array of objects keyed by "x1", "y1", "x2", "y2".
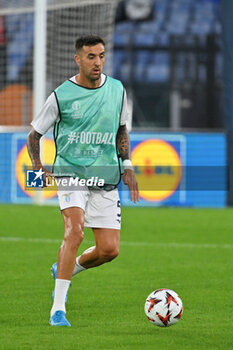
[{"x1": 31, "y1": 74, "x2": 128, "y2": 135}]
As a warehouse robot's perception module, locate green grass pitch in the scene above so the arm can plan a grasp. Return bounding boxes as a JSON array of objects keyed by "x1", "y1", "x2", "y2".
[{"x1": 0, "y1": 204, "x2": 233, "y2": 350}]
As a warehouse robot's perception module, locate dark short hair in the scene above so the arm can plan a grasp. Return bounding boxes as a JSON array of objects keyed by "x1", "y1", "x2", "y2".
[{"x1": 75, "y1": 35, "x2": 105, "y2": 52}]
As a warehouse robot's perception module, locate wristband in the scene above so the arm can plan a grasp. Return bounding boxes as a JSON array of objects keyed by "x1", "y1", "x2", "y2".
[{"x1": 122, "y1": 159, "x2": 133, "y2": 171}]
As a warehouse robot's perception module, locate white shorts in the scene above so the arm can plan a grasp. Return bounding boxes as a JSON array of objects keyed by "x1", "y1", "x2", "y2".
[{"x1": 57, "y1": 181, "x2": 121, "y2": 230}]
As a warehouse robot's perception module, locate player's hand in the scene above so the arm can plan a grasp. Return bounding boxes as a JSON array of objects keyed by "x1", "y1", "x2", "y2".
[
  {"x1": 43, "y1": 167, "x2": 55, "y2": 187},
  {"x1": 33, "y1": 165, "x2": 55, "y2": 187},
  {"x1": 123, "y1": 169, "x2": 140, "y2": 203}
]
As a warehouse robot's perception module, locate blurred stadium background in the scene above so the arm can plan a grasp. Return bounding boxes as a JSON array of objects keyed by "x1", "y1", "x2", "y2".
[{"x1": 0, "y1": 0, "x2": 232, "y2": 207}]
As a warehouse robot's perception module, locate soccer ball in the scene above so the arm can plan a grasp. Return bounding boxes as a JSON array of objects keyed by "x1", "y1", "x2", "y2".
[{"x1": 144, "y1": 288, "x2": 183, "y2": 327}]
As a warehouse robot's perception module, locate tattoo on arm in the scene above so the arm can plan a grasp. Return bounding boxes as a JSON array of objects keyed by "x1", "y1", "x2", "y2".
[
  {"x1": 116, "y1": 125, "x2": 130, "y2": 161},
  {"x1": 27, "y1": 129, "x2": 43, "y2": 168}
]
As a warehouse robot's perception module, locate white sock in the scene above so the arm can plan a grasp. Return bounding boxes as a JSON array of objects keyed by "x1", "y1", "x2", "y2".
[
  {"x1": 72, "y1": 256, "x2": 86, "y2": 276},
  {"x1": 50, "y1": 279, "x2": 71, "y2": 316}
]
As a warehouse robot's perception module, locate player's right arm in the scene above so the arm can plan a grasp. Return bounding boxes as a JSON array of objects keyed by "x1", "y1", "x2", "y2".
[
  {"x1": 27, "y1": 128, "x2": 55, "y2": 185},
  {"x1": 27, "y1": 128, "x2": 43, "y2": 169},
  {"x1": 27, "y1": 92, "x2": 59, "y2": 184}
]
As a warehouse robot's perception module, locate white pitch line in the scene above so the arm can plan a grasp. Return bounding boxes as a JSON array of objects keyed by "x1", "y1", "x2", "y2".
[
  {"x1": 0, "y1": 236, "x2": 233, "y2": 249},
  {"x1": 0, "y1": 236, "x2": 62, "y2": 244}
]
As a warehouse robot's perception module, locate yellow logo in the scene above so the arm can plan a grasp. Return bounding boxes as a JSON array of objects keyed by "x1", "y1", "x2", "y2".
[
  {"x1": 131, "y1": 139, "x2": 182, "y2": 201},
  {"x1": 15, "y1": 138, "x2": 57, "y2": 199}
]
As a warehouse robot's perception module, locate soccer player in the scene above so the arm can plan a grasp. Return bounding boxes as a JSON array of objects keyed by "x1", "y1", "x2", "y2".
[{"x1": 27, "y1": 35, "x2": 139, "y2": 327}]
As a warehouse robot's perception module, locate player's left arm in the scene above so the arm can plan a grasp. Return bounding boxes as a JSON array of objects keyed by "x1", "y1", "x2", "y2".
[{"x1": 116, "y1": 124, "x2": 139, "y2": 203}]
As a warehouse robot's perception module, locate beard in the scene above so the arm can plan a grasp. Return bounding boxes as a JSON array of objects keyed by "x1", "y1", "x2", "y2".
[{"x1": 89, "y1": 71, "x2": 101, "y2": 81}]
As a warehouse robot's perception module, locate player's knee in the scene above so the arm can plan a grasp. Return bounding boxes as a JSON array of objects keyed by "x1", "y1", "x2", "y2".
[
  {"x1": 64, "y1": 224, "x2": 84, "y2": 249},
  {"x1": 99, "y1": 245, "x2": 119, "y2": 262},
  {"x1": 108, "y1": 247, "x2": 119, "y2": 261}
]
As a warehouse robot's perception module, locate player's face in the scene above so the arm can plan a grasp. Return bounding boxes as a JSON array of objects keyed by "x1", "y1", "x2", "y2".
[{"x1": 75, "y1": 44, "x2": 105, "y2": 82}]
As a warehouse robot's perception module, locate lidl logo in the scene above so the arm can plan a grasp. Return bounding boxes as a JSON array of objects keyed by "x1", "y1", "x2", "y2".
[
  {"x1": 131, "y1": 139, "x2": 182, "y2": 201},
  {"x1": 26, "y1": 169, "x2": 44, "y2": 188}
]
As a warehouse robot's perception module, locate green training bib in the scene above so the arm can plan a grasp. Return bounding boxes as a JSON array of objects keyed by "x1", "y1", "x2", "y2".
[{"x1": 53, "y1": 75, "x2": 124, "y2": 185}]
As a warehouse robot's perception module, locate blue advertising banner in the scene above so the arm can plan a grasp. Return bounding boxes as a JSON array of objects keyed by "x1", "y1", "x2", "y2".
[
  {"x1": 119, "y1": 132, "x2": 226, "y2": 207},
  {"x1": 0, "y1": 131, "x2": 227, "y2": 207},
  {"x1": 9, "y1": 133, "x2": 57, "y2": 204}
]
